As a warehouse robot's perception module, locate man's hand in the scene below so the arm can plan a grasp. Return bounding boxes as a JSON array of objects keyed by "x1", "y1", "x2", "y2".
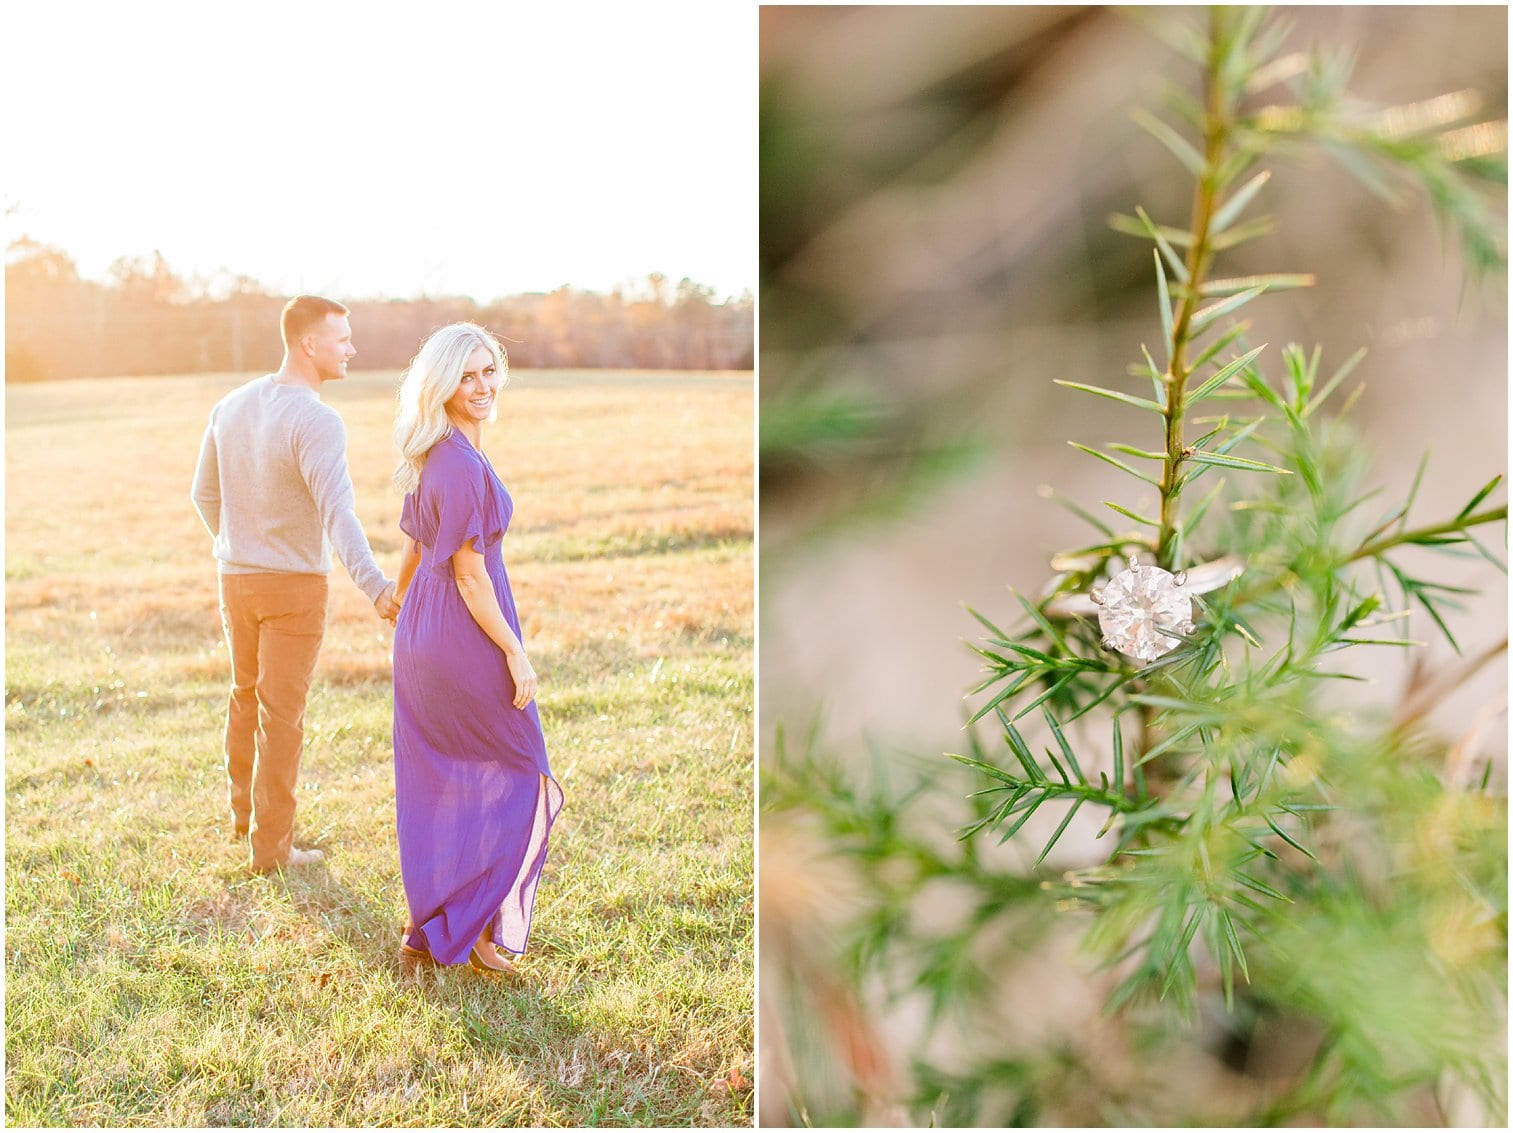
[{"x1": 375, "y1": 582, "x2": 401, "y2": 624}]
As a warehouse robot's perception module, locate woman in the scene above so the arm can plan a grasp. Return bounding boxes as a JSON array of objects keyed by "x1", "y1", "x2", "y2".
[{"x1": 390, "y1": 322, "x2": 563, "y2": 973}]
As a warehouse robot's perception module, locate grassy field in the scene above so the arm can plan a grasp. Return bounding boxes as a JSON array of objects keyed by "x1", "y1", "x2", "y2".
[{"x1": 5, "y1": 368, "x2": 754, "y2": 1126}]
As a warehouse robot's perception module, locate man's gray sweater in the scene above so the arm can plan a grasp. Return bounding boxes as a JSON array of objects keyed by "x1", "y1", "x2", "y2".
[{"x1": 191, "y1": 375, "x2": 390, "y2": 603}]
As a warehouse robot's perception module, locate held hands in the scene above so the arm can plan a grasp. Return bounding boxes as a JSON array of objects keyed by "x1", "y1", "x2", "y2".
[
  {"x1": 506, "y1": 651, "x2": 538, "y2": 709},
  {"x1": 375, "y1": 582, "x2": 401, "y2": 625}
]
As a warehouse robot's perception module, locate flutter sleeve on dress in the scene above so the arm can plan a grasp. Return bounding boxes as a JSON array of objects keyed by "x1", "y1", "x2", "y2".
[
  {"x1": 399, "y1": 491, "x2": 419, "y2": 544},
  {"x1": 421, "y1": 449, "x2": 507, "y2": 564}
]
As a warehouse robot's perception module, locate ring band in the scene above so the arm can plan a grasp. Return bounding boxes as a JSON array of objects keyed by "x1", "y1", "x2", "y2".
[{"x1": 1044, "y1": 553, "x2": 1243, "y2": 618}]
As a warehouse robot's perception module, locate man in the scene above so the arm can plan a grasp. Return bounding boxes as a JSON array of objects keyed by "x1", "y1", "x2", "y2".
[{"x1": 192, "y1": 295, "x2": 400, "y2": 872}]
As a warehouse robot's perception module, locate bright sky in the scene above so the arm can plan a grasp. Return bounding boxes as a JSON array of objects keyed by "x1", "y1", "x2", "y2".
[{"x1": 5, "y1": 2, "x2": 755, "y2": 302}]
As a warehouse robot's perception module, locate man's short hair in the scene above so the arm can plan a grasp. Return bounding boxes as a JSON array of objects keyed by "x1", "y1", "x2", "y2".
[{"x1": 281, "y1": 295, "x2": 349, "y2": 350}]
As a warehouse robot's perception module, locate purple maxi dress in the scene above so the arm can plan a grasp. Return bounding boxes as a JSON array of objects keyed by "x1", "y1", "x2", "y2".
[{"x1": 394, "y1": 428, "x2": 563, "y2": 966}]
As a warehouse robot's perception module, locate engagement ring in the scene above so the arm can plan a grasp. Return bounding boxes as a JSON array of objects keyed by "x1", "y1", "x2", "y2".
[{"x1": 1044, "y1": 554, "x2": 1243, "y2": 663}]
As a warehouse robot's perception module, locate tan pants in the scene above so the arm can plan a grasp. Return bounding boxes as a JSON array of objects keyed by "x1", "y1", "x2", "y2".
[{"x1": 218, "y1": 572, "x2": 328, "y2": 871}]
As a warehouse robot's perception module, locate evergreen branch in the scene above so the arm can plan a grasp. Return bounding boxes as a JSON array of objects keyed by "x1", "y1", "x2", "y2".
[
  {"x1": 1188, "y1": 320, "x2": 1255, "y2": 374},
  {"x1": 947, "y1": 755, "x2": 1142, "y2": 857},
  {"x1": 1185, "y1": 448, "x2": 1293, "y2": 475},
  {"x1": 1053, "y1": 380, "x2": 1164, "y2": 414},
  {"x1": 1108, "y1": 211, "x2": 1195, "y2": 254},
  {"x1": 1069, "y1": 442, "x2": 1162, "y2": 487},
  {"x1": 1188, "y1": 284, "x2": 1269, "y2": 335},
  {"x1": 1209, "y1": 168, "x2": 1272, "y2": 232},
  {"x1": 1302, "y1": 346, "x2": 1367, "y2": 417},
  {"x1": 1156, "y1": 7, "x2": 1237, "y2": 566},
  {"x1": 1104, "y1": 501, "x2": 1162, "y2": 527},
  {"x1": 1198, "y1": 272, "x2": 1315, "y2": 296},
  {"x1": 948, "y1": 10, "x2": 1506, "y2": 1120},
  {"x1": 1139, "y1": 205, "x2": 1191, "y2": 282},
  {"x1": 1187, "y1": 343, "x2": 1268, "y2": 404},
  {"x1": 1347, "y1": 505, "x2": 1507, "y2": 563},
  {"x1": 1456, "y1": 474, "x2": 1504, "y2": 520},
  {"x1": 1132, "y1": 106, "x2": 1208, "y2": 176}
]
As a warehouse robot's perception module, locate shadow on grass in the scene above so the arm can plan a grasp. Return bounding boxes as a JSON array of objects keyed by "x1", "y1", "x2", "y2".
[
  {"x1": 221, "y1": 863, "x2": 598, "y2": 1071},
  {"x1": 519, "y1": 528, "x2": 751, "y2": 565}
]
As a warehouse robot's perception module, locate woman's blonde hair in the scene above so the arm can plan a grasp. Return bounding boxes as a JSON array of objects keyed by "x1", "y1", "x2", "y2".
[{"x1": 393, "y1": 322, "x2": 509, "y2": 493}]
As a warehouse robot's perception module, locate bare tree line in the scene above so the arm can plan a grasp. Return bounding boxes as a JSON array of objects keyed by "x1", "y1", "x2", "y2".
[{"x1": 5, "y1": 241, "x2": 754, "y2": 381}]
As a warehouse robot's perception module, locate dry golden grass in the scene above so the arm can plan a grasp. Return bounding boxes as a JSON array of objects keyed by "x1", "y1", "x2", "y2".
[{"x1": 5, "y1": 367, "x2": 754, "y2": 1126}]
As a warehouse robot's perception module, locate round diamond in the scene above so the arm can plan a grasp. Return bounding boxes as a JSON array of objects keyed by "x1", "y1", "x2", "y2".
[{"x1": 1097, "y1": 562, "x2": 1192, "y2": 662}]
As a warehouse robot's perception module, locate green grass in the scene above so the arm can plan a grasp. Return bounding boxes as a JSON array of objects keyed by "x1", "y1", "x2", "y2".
[{"x1": 5, "y1": 368, "x2": 754, "y2": 1126}]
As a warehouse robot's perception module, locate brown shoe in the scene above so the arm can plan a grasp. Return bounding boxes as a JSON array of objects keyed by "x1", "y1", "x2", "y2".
[
  {"x1": 468, "y1": 940, "x2": 518, "y2": 975},
  {"x1": 400, "y1": 922, "x2": 431, "y2": 959}
]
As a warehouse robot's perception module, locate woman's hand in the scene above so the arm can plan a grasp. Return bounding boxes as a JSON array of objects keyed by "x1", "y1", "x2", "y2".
[{"x1": 507, "y1": 651, "x2": 538, "y2": 709}]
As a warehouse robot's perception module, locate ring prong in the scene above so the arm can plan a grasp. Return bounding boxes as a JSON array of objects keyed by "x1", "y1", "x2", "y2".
[
  {"x1": 1174, "y1": 570, "x2": 1188, "y2": 586},
  {"x1": 1090, "y1": 588, "x2": 1104, "y2": 606},
  {"x1": 1127, "y1": 553, "x2": 1139, "y2": 571}
]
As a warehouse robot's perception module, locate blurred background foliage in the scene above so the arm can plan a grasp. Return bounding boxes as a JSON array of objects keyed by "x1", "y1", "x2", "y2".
[
  {"x1": 759, "y1": 5, "x2": 1506, "y2": 1126},
  {"x1": 4, "y1": 241, "x2": 753, "y2": 381}
]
